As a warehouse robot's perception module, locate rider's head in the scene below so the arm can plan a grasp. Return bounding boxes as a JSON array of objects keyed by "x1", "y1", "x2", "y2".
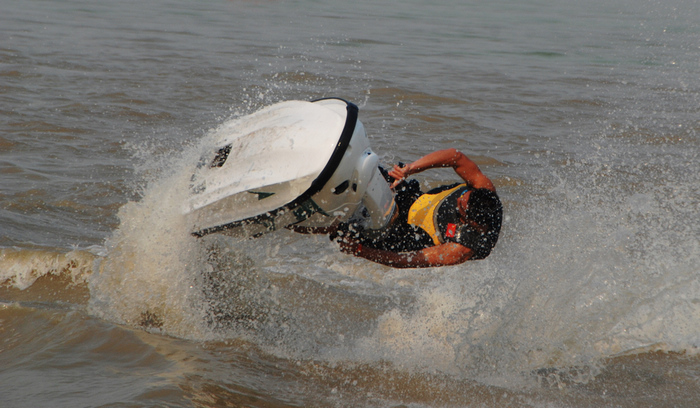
[{"x1": 457, "y1": 188, "x2": 503, "y2": 259}]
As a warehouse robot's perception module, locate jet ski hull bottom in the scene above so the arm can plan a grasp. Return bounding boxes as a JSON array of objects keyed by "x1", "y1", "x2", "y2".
[{"x1": 184, "y1": 98, "x2": 395, "y2": 238}]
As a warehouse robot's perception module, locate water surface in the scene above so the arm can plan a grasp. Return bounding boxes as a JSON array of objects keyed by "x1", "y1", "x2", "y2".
[{"x1": 1, "y1": 0, "x2": 699, "y2": 406}]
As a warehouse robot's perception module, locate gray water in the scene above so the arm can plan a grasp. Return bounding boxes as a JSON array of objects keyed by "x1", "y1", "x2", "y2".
[{"x1": 1, "y1": 0, "x2": 699, "y2": 406}]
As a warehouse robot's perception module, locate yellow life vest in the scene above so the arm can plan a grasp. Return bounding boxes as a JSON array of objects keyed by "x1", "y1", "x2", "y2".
[{"x1": 407, "y1": 184, "x2": 467, "y2": 246}]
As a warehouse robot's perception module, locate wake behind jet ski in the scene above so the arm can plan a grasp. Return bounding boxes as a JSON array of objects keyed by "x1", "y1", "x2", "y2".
[{"x1": 184, "y1": 98, "x2": 396, "y2": 238}]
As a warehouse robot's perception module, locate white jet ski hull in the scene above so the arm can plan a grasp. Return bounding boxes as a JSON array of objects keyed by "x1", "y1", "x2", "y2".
[{"x1": 184, "y1": 98, "x2": 395, "y2": 238}]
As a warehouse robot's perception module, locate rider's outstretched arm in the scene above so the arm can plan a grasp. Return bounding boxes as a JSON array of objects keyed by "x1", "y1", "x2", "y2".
[
  {"x1": 388, "y1": 148, "x2": 495, "y2": 191},
  {"x1": 340, "y1": 240, "x2": 473, "y2": 268}
]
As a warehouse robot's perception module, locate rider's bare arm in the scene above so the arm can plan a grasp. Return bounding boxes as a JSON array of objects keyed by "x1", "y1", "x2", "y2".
[
  {"x1": 388, "y1": 148, "x2": 495, "y2": 191},
  {"x1": 340, "y1": 240, "x2": 473, "y2": 268}
]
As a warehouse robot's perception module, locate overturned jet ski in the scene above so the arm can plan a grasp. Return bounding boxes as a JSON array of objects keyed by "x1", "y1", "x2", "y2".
[{"x1": 185, "y1": 98, "x2": 396, "y2": 238}]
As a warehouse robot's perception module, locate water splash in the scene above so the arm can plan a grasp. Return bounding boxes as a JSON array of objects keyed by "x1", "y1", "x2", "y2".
[{"x1": 87, "y1": 140, "x2": 211, "y2": 338}]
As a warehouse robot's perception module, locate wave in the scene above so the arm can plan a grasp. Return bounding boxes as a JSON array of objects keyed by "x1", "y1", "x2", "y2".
[{"x1": 0, "y1": 247, "x2": 96, "y2": 291}]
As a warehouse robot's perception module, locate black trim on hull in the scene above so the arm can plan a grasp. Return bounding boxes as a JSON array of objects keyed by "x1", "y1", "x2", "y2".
[{"x1": 192, "y1": 98, "x2": 359, "y2": 238}]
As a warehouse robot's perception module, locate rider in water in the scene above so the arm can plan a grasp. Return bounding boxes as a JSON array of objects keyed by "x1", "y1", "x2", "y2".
[{"x1": 334, "y1": 148, "x2": 503, "y2": 268}]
